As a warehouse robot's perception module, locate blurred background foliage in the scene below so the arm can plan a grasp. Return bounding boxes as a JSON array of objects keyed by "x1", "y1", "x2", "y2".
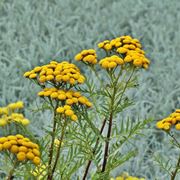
[{"x1": 0, "y1": 0, "x2": 180, "y2": 179}]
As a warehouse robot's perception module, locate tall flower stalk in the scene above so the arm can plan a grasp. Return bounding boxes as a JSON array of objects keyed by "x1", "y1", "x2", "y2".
[
  {"x1": 75, "y1": 35, "x2": 150, "y2": 179},
  {"x1": 23, "y1": 61, "x2": 93, "y2": 179}
]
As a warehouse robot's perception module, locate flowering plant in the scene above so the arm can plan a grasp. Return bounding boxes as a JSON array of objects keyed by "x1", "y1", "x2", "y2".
[
  {"x1": 155, "y1": 109, "x2": 180, "y2": 180},
  {"x1": 0, "y1": 35, "x2": 151, "y2": 180}
]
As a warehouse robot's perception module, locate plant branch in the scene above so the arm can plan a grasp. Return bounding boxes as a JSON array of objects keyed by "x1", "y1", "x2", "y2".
[
  {"x1": 47, "y1": 106, "x2": 58, "y2": 179},
  {"x1": 101, "y1": 113, "x2": 113, "y2": 172},
  {"x1": 7, "y1": 160, "x2": 17, "y2": 180},
  {"x1": 115, "y1": 67, "x2": 135, "y2": 110},
  {"x1": 48, "y1": 119, "x2": 67, "y2": 179},
  {"x1": 167, "y1": 132, "x2": 180, "y2": 148},
  {"x1": 101, "y1": 67, "x2": 135, "y2": 173},
  {"x1": 82, "y1": 118, "x2": 107, "y2": 180},
  {"x1": 171, "y1": 154, "x2": 180, "y2": 180}
]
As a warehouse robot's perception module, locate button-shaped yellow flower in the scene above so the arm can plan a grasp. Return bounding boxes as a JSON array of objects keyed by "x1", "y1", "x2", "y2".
[{"x1": 17, "y1": 152, "x2": 26, "y2": 161}]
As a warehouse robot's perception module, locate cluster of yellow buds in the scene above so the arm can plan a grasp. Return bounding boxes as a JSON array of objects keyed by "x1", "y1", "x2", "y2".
[
  {"x1": 0, "y1": 101, "x2": 24, "y2": 115},
  {"x1": 0, "y1": 113, "x2": 30, "y2": 126},
  {"x1": 56, "y1": 105, "x2": 78, "y2": 121},
  {"x1": 123, "y1": 50, "x2": 150, "y2": 69},
  {"x1": 7, "y1": 101, "x2": 24, "y2": 110},
  {"x1": 24, "y1": 60, "x2": 93, "y2": 123},
  {"x1": 98, "y1": 35, "x2": 150, "y2": 69},
  {"x1": 110, "y1": 172, "x2": 145, "y2": 180},
  {"x1": 74, "y1": 49, "x2": 97, "y2": 64},
  {"x1": 98, "y1": 36, "x2": 141, "y2": 51},
  {"x1": 99, "y1": 55, "x2": 124, "y2": 69},
  {"x1": 156, "y1": 109, "x2": 180, "y2": 131},
  {"x1": 24, "y1": 61, "x2": 85, "y2": 85},
  {"x1": 0, "y1": 134, "x2": 41, "y2": 166},
  {"x1": 38, "y1": 87, "x2": 92, "y2": 121},
  {"x1": 38, "y1": 88, "x2": 92, "y2": 107},
  {"x1": 98, "y1": 39, "x2": 119, "y2": 51},
  {"x1": 0, "y1": 101, "x2": 30, "y2": 127}
]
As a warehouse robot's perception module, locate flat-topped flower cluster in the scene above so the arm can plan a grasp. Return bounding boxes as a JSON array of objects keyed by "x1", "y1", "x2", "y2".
[
  {"x1": 0, "y1": 134, "x2": 41, "y2": 166},
  {"x1": 0, "y1": 101, "x2": 30, "y2": 127}
]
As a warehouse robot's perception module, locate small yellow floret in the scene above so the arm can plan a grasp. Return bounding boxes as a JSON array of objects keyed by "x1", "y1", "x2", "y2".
[
  {"x1": 71, "y1": 114, "x2": 78, "y2": 121},
  {"x1": 21, "y1": 119, "x2": 30, "y2": 126},
  {"x1": 65, "y1": 110, "x2": 74, "y2": 116},
  {"x1": 56, "y1": 107, "x2": 64, "y2": 113},
  {"x1": 17, "y1": 152, "x2": 26, "y2": 161},
  {"x1": 58, "y1": 94, "x2": 66, "y2": 100},
  {"x1": 75, "y1": 53, "x2": 83, "y2": 61},
  {"x1": 26, "y1": 152, "x2": 35, "y2": 160},
  {"x1": 29, "y1": 73, "x2": 37, "y2": 79},
  {"x1": 3, "y1": 141, "x2": 12, "y2": 149},
  {"x1": 175, "y1": 123, "x2": 180, "y2": 130},
  {"x1": 10, "y1": 145, "x2": 19, "y2": 153},
  {"x1": 33, "y1": 156, "x2": 41, "y2": 165}
]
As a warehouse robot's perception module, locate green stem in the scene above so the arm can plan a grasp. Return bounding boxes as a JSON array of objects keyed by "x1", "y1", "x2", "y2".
[
  {"x1": 82, "y1": 118, "x2": 107, "y2": 180},
  {"x1": 89, "y1": 66, "x2": 104, "y2": 88},
  {"x1": 166, "y1": 132, "x2": 180, "y2": 179},
  {"x1": 101, "y1": 112, "x2": 113, "y2": 172},
  {"x1": 115, "y1": 67, "x2": 135, "y2": 110},
  {"x1": 47, "y1": 107, "x2": 58, "y2": 179},
  {"x1": 101, "y1": 73, "x2": 117, "y2": 172},
  {"x1": 7, "y1": 160, "x2": 17, "y2": 180},
  {"x1": 167, "y1": 132, "x2": 180, "y2": 148},
  {"x1": 48, "y1": 119, "x2": 67, "y2": 180},
  {"x1": 101, "y1": 67, "x2": 135, "y2": 172},
  {"x1": 171, "y1": 154, "x2": 180, "y2": 180}
]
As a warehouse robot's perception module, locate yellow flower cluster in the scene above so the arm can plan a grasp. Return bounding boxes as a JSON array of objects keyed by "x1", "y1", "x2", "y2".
[
  {"x1": 7, "y1": 101, "x2": 24, "y2": 110},
  {"x1": 123, "y1": 50, "x2": 150, "y2": 69},
  {"x1": 0, "y1": 101, "x2": 30, "y2": 127},
  {"x1": 98, "y1": 36, "x2": 142, "y2": 51},
  {"x1": 0, "y1": 113, "x2": 30, "y2": 126},
  {"x1": 0, "y1": 101, "x2": 24, "y2": 115},
  {"x1": 98, "y1": 35, "x2": 150, "y2": 69},
  {"x1": 75, "y1": 49, "x2": 97, "y2": 64},
  {"x1": 24, "y1": 61, "x2": 85, "y2": 85},
  {"x1": 99, "y1": 55, "x2": 124, "y2": 69},
  {"x1": 56, "y1": 105, "x2": 78, "y2": 121},
  {"x1": 156, "y1": 109, "x2": 180, "y2": 131},
  {"x1": 111, "y1": 172, "x2": 145, "y2": 180},
  {"x1": 0, "y1": 134, "x2": 41, "y2": 166},
  {"x1": 38, "y1": 88, "x2": 92, "y2": 107},
  {"x1": 98, "y1": 39, "x2": 120, "y2": 51}
]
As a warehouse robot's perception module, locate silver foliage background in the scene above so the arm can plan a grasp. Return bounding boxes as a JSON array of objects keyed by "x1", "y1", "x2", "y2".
[{"x1": 0, "y1": 0, "x2": 180, "y2": 179}]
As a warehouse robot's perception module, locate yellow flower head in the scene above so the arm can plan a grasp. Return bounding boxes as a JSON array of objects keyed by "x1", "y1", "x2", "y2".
[
  {"x1": 0, "y1": 102, "x2": 30, "y2": 127},
  {"x1": 0, "y1": 107, "x2": 8, "y2": 115},
  {"x1": 156, "y1": 109, "x2": 180, "y2": 131},
  {"x1": 24, "y1": 61, "x2": 85, "y2": 85},
  {"x1": 98, "y1": 35, "x2": 150, "y2": 69},
  {"x1": 38, "y1": 88, "x2": 92, "y2": 108},
  {"x1": 125, "y1": 50, "x2": 150, "y2": 69},
  {"x1": 98, "y1": 40, "x2": 112, "y2": 51},
  {"x1": 99, "y1": 55, "x2": 124, "y2": 69},
  {"x1": 0, "y1": 134, "x2": 41, "y2": 166},
  {"x1": 56, "y1": 105, "x2": 78, "y2": 121},
  {"x1": 8, "y1": 101, "x2": 24, "y2": 110},
  {"x1": 75, "y1": 49, "x2": 97, "y2": 64}
]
